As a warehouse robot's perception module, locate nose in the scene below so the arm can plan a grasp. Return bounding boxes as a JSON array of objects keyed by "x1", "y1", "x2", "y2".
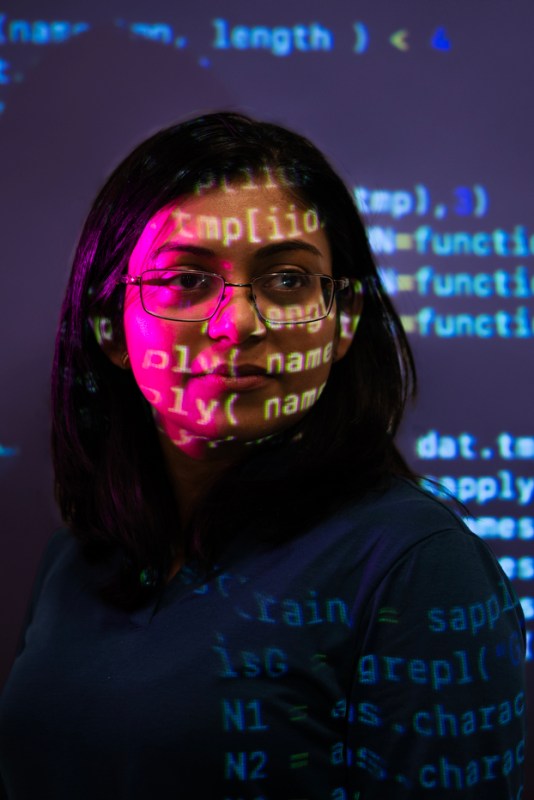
[{"x1": 207, "y1": 285, "x2": 267, "y2": 344}]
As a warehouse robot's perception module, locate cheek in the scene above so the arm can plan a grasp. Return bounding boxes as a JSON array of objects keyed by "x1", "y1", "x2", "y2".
[
  {"x1": 266, "y1": 315, "x2": 338, "y2": 397},
  {"x1": 123, "y1": 307, "x2": 195, "y2": 407},
  {"x1": 121, "y1": 300, "x2": 339, "y2": 440},
  {"x1": 268, "y1": 312, "x2": 338, "y2": 370}
]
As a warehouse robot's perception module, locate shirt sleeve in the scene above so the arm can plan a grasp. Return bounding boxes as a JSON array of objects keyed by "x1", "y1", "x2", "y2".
[{"x1": 346, "y1": 527, "x2": 526, "y2": 799}]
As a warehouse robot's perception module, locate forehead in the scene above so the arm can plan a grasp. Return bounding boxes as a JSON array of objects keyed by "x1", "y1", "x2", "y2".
[{"x1": 128, "y1": 184, "x2": 330, "y2": 271}]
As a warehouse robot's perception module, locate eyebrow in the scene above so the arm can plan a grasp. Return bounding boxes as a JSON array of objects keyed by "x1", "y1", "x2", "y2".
[
  {"x1": 152, "y1": 240, "x2": 324, "y2": 260},
  {"x1": 255, "y1": 241, "x2": 323, "y2": 258},
  {"x1": 152, "y1": 244, "x2": 216, "y2": 260}
]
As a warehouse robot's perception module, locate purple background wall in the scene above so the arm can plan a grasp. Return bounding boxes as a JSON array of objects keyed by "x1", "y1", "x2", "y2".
[{"x1": 1, "y1": 0, "x2": 532, "y2": 791}]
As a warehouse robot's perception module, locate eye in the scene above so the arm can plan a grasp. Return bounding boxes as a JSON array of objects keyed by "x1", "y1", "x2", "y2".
[
  {"x1": 140, "y1": 270, "x2": 221, "y2": 317},
  {"x1": 172, "y1": 272, "x2": 212, "y2": 291},
  {"x1": 144, "y1": 270, "x2": 213, "y2": 292},
  {"x1": 261, "y1": 272, "x2": 311, "y2": 292}
]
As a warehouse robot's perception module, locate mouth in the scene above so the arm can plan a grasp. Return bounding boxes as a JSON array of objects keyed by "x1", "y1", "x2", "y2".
[
  {"x1": 191, "y1": 363, "x2": 271, "y2": 390},
  {"x1": 212, "y1": 363, "x2": 267, "y2": 377}
]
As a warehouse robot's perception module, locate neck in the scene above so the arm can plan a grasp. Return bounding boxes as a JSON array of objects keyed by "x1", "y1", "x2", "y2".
[{"x1": 157, "y1": 429, "x2": 245, "y2": 527}]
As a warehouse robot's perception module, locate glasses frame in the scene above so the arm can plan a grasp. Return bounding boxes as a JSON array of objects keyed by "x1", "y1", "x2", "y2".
[{"x1": 118, "y1": 269, "x2": 350, "y2": 324}]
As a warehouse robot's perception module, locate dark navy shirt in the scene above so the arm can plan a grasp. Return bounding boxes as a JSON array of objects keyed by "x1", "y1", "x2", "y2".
[{"x1": 0, "y1": 479, "x2": 526, "y2": 798}]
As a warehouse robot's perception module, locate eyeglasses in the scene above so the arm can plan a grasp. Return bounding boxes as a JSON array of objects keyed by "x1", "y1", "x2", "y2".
[{"x1": 118, "y1": 269, "x2": 350, "y2": 324}]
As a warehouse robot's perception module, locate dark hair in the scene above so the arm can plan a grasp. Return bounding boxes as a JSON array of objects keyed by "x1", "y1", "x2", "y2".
[{"x1": 52, "y1": 111, "x2": 417, "y2": 607}]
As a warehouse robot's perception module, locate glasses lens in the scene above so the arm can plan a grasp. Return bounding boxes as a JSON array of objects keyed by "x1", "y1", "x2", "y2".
[
  {"x1": 140, "y1": 270, "x2": 223, "y2": 321},
  {"x1": 254, "y1": 274, "x2": 333, "y2": 323}
]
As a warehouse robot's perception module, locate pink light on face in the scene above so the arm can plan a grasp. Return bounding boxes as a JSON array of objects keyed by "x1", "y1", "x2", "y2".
[{"x1": 122, "y1": 183, "x2": 350, "y2": 458}]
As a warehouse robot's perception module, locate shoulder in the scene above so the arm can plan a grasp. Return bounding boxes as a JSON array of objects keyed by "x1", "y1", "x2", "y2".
[
  {"x1": 26, "y1": 528, "x2": 91, "y2": 612},
  {"x1": 330, "y1": 476, "x2": 479, "y2": 559},
  {"x1": 320, "y1": 477, "x2": 512, "y2": 603},
  {"x1": 13, "y1": 529, "x2": 81, "y2": 657},
  {"x1": 345, "y1": 476, "x2": 466, "y2": 531},
  {"x1": 36, "y1": 528, "x2": 79, "y2": 580},
  {"x1": 344, "y1": 482, "x2": 525, "y2": 797}
]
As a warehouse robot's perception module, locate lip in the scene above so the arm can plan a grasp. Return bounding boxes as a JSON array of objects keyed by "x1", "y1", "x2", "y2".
[
  {"x1": 191, "y1": 373, "x2": 271, "y2": 391},
  {"x1": 216, "y1": 363, "x2": 267, "y2": 377},
  {"x1": 192, "y1": 362, "x2": 267, "y2": 377},
  {"x1": 191, "y1": 364, "x2": 272, "y2": 391}
]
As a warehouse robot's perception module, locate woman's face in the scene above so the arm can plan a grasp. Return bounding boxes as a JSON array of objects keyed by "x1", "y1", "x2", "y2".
[{"x1": 122, "y1": 180, "x2": 355, "y2": 457}]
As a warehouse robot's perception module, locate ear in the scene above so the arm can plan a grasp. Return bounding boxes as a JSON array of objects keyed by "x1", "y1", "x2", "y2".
[
  {"x1": 90, "y1": 314, "x2": 131, "y2": 370},
  {"x1": 333, "y1": 279, "x2": 363, "y2": 362}
]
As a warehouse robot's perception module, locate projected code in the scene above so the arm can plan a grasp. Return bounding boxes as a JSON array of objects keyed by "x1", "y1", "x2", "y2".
[
  {"x1": 417, "y1": 431, "x2": 534, "y2": 508},
  {"x1": 375, "y1": 250, "x2": 533, "y2": 339},
  {"x1": 0, "y1": 13, "x2": 453, "y2": 114},
  {"x1": 416, "y1": 432, "x2": 533, "y2": 510},
  {"x1": 353, "y1": 183, "x2": 534, "y2": 339},
  {"x1": 415, "y1": 428, "x2": 533, "y2": 658},
  {"x1": 1, "y1": 6, "x2": 529, "y2": 753},
  {"x1": 355, "y1": 184, "x2": 489, "y2": 220},
  {"x1": 370, "y1": 227, "x2": 533, "y2": 259},
  {"x1": 205, "y1": 563, "x2": 525, "y2": 794}
]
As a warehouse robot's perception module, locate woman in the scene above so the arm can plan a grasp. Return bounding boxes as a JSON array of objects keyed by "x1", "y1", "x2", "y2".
[{"x1": 0, "y1": 112, "x2": 525, "y2": 798}]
